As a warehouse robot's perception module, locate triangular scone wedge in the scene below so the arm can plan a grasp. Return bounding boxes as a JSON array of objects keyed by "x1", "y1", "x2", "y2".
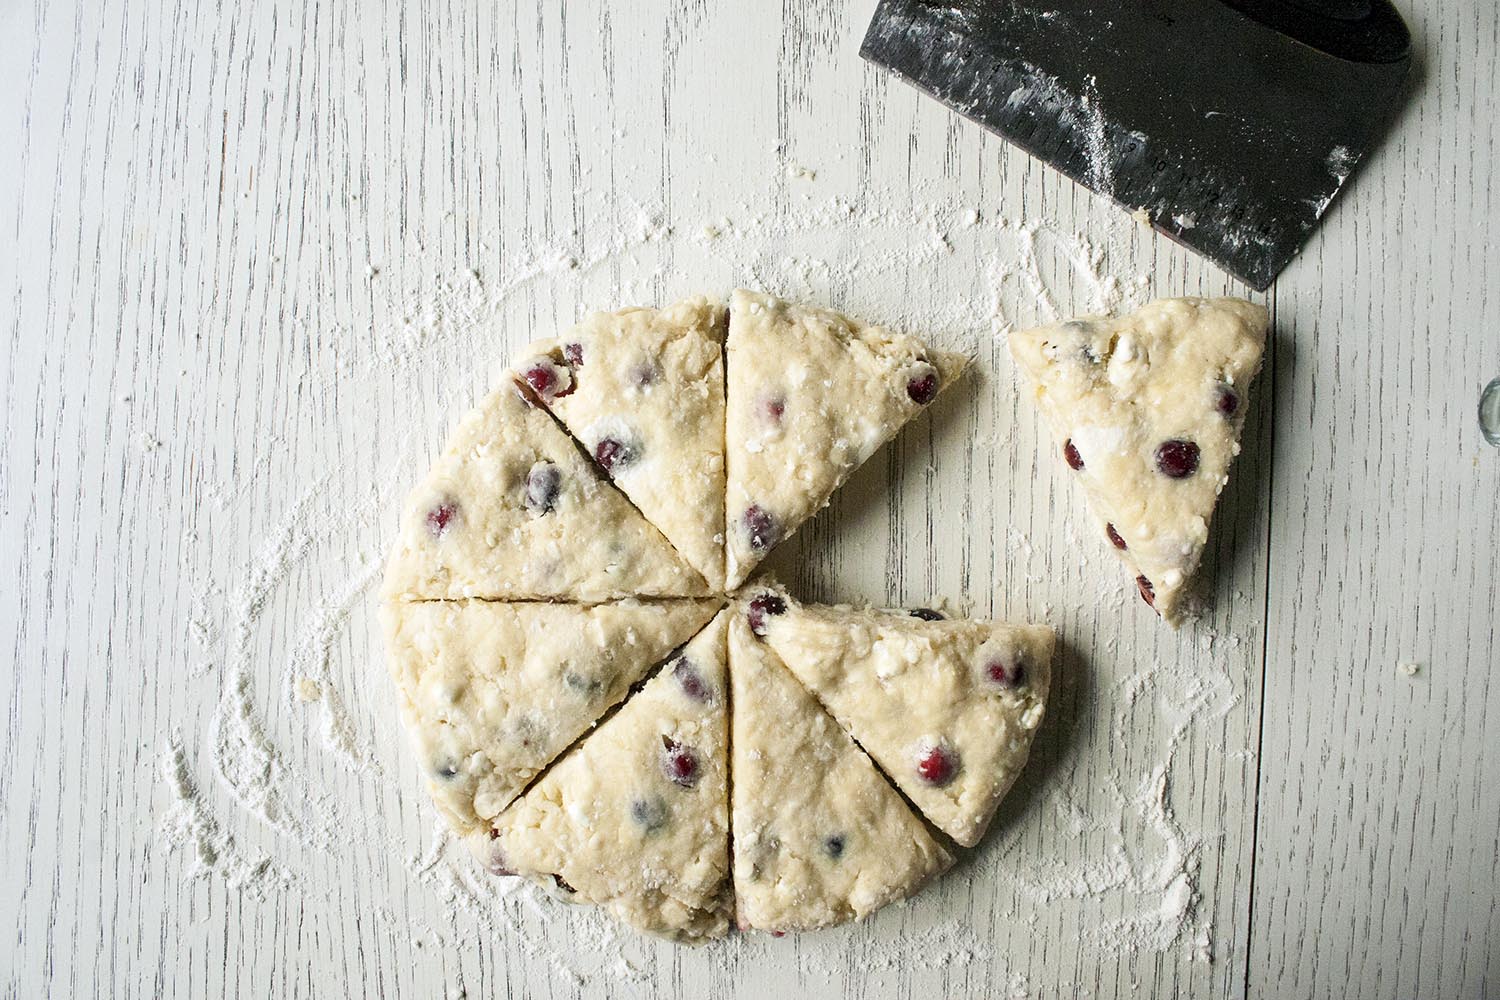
[
  {"x1": 478, "y1": 609, "x2": 733, "y2": 943},
  {"x1": 383, "y1": 383, "x2": 709, "y2": 601},
  {"x1": 517, "y1": 298, "x2": 728, "y2": 588},
  {"x1": 1009, "y1": 297, "x2": 1267, "y2": 624},
  {"x1": 728, "y1": 606, "x2": 952, "y2": 933},
  {"x1": 760, "y1": 595, "x2": 1053, "y2": 848},
  {"x1": 384, "y1": 597, "x2": 720, "y2": 834},
  {"x1": 724, "y1": 290, "x2": 968, "y2": 588}
]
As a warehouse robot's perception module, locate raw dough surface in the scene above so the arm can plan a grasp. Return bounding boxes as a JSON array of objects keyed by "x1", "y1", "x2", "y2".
[
  {"x1": 384, "y1": 597, "x2": 720, "y2": 832},
  {"x1": 723, "y1": 289, "x2": 968, "y2": 588},
  {"x1": 728, "y1": 608, "x2": 951, "y2": 933},
  {"x1": 519, "y1": 297, "x2": 728, "y2": 588},
  {"x1": 1009, "y1": 297, "x2": 1267, "y2": 623},
  {"x1": 383, "y1": 383, "x2": 709, "y2": 601},
  {"x1": 763, "y1": 597, "x2": 1053, "y2": 847},
  {"x1": 482, "y1": 609, "x2": 732, "y2": 942}
]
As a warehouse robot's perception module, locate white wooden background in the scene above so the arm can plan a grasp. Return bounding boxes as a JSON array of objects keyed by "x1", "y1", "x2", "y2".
[{"x1": 3, "y1": 1, "x2": 1497, "y2": 997}]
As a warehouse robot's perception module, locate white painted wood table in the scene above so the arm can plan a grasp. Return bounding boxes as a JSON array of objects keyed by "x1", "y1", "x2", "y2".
[{"x1": 3, "y1": 2, "x2": 1496, "y2": 997}]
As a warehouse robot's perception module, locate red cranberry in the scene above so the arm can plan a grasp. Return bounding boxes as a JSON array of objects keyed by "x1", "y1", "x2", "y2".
[
  {"x1": 521, "y1": 359, "x2": 574, "y2": 401},
  {"x1": 742, "y1": 505, "x2": 780, "y2": 552},
  {"x1": 552, "y1": 873, "x2": 577, "y2": 893},
  {"x1": 594, "y1": 437, "x2": 638, "y2": 473},
  {"x1": 661, "y1": 738, "x2": 700, "y2": 787},
  {"x1": 770, "y1": 930, "x2": 787, "y2": 939},
  {"x1": 1136, "y1": 575, "x2": 1156, "y2": 608},
  {"x1": 425, "y1": 501, "x2": 458, "y2": 538},
  {"x1": 673, "y1": 658, "x2": 711, "y2": 702},
  {"x1": 1106, "y1": 523, "x2": 1127, "y2": 550},
  {"x1": 1063, "y1": 439, "x2": 1084, "y2": 470},
  {"x1": 906, "y1": 365, "x2": 940, "y2": 405},
  {"x1": 562, "y1": 342, "x2": 584, "y2": 367},
  {"x1": 1214, "y1": 384, "x2": 1240, "y2": 416},
  {"x1": 522, "y1": 363, "x2": 556, "y2": 396},
  {"x1": 985, "y1": 658, "x2": 1026, "y2": 688},
  {"x1": 525, "y1": 462, "x2": 562, "y2": 513},
  {"x1": 909, "y1": 608, "x2": 944, "y2": 621},
  {"x1": 915, "y1": 743, "x2": 958, "y2": 786},
  {"x1": 1154, "y1": 439, "x2": 1200, "y2": 478},
  {"x1": 762, "y1": 396, "x2": 786, "y2": 423},
  {"x1": 746, "y1": 593, "x2": 786, "y2": 637}
]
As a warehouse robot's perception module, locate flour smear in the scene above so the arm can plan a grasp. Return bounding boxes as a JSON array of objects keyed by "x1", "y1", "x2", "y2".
[{"x1": 161, "y1": 165, "x2": 1252, "y2": 995}]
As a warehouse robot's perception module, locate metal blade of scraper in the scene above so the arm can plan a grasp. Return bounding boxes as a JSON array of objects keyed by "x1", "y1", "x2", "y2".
[{"x1": 861, "y1": 0, "x2": 1412, "y2": 290}]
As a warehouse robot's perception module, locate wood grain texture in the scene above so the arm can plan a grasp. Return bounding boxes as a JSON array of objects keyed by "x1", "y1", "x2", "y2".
[{"x1": 0, "y1": 1, "x2": 1492, "y2": 998}]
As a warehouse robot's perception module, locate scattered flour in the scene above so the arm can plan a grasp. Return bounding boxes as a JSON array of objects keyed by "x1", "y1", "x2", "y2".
[
  {"x1": 158, "y1": 734, "x2": 294, "y2": 896},
  {"x1": 783, "y1": 161, "x2": 817, "y2": 181}
]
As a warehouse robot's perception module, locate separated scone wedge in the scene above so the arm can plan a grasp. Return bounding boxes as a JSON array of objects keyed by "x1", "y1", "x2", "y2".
[
  {"x1": 517, "y1": 298, "x2": 729, "y2": 588},
  {"x1": 385, "y1": 598, "x2": 720, "y2": 833},
  {"x1": 759, "y1": 594, "x2": 1053, "y2": 848},
  {"x1": 724, "y1": 290, "x2": 968, "y2": 588},
  {"x1": 728, "y1": 605, "x2": 952, "y2": 933},
  {"x1": 479, "y1": 609, "x2": 733, "y2": 943},
  {"x1": 1009, "y1": 297, "x2": 1267, "y2": 624},
  {"x1": 384, "y1": 383, "x2": 709, "y2": 601}
]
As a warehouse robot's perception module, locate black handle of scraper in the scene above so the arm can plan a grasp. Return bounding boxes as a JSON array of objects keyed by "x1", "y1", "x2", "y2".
[{"x1": 1221, "y1": 0, "x2": 1411, "y2": 63}]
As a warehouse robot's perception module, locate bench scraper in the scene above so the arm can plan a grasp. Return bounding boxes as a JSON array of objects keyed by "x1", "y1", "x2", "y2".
[{"x1": 861, "y1": 0, "x2": 1412, "y2": 290}]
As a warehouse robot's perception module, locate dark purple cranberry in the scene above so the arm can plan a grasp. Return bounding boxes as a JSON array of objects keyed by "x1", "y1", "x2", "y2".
[
  {"x1": 742, "y1": 505, "x2": 780, "y2": 552},
  {"x1": 425, "y1": 501, "x2": 458, "y2": 538},
  {"x1": 562, "y1": 342, "x2": 584, "y2": 367},
  {"x1": 1063, "y1": 439, "x2": 1084, "y2": 471},
  {"x1": 629, "y1": 360, "x2": 660, "y2": 387},
  {"x1": 434, "y1": 759, "x2": 459, "y2": 779},
  {"x1": 563, "y1": 671, "x2": 603, "y2": 697},
  {"x1": 747, "y1": 593, "x2": 786, "y2": 637},
  {"x1": 630, "y1": 795, "x2": 668, "y2": 832},
  {"x1": 1214, "y1": 384, "x2": 1240, "y2": 416},
  {"x1": 1106, "y1": 523, "x2": 1127, "y2": 550},
  {"x1": 909, "y1": 608, "x2": 945, "y2": 621},
  {"x1": 985, "y1": 658, "x2": 1026, "y2": 688},
  {"x1": 594, "y1": 437, "x2": 638, "y2": 473},
  {"x1": 915, "y1": 743, "x2": 958, "y2": 786},
  {"x1": 552, "y1": 873, "x2": 577, "y2": 893},
  {"x1": 661, "y1": 737, "x2": 701, "y2": 787},
  {"x1": 1154, "y1": 439, "x2": 1200, "y2": 478},
  {"x1": 525, "y1": 461, "x2": 562, "y2": 513},
  {"x1": 673, "y1": 658, "x2": 711, "y2": 702},
  {"x1": 906, "y1": 366, "x2": 940, "y2": 405},
  {"x1": 1136, "y1": 575, "x2": 1157, "y2": 608},
  {"x1": 823, "y1": 834, "x2": 846, "y2": 860}
]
